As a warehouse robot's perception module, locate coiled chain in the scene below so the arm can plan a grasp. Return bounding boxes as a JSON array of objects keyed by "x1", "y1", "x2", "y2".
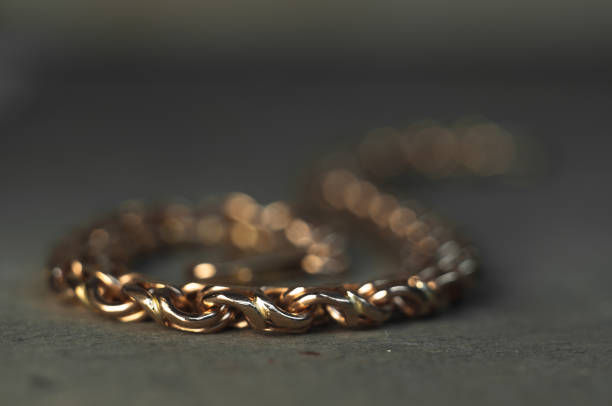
[{"x1": 46, "y1": 120, "x2": 513, "y2": 333}]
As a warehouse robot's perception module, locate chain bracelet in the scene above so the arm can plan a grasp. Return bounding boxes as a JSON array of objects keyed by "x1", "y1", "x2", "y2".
[{"x1": 46, "y1": 120, "x2": 513, "y2": 333}]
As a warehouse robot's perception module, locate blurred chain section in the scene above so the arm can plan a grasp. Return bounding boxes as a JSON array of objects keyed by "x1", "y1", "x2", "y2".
[
  {"x1": 309, "y1": 118, "x2": 517, "y2": 183},
  {"x1": 46, "y1": 119, "x2": 514, "y2": 333}
]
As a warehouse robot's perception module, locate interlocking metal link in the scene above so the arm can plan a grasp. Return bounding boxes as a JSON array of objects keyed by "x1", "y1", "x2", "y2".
[
  {"x1": 74, "y1": 272, "x2": 147, "y2": 322},
  {"x1": 200, "y1": 286, "x2": 314, "y2": 333},
  {"x1": 46, "y1": 120, "x2": 513, "y2": 333},
  {"x1": 122, "y1": 283, "x2": 233, "y2": 333}
]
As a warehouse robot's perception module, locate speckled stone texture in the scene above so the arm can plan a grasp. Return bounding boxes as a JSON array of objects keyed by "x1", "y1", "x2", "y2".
[{"x1": 1, "y1": 79, "x2": 611, "y2": 406}]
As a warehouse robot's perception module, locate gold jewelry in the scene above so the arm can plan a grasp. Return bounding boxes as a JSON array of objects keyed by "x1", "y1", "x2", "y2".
[{"x1": 47, "y1": 120, "x2": 515, "y2": 333}]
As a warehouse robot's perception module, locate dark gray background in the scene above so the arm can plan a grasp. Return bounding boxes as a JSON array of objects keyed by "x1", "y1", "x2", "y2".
[{"x1": 1, "y1": 3, "x2": 612, "y2": 405}]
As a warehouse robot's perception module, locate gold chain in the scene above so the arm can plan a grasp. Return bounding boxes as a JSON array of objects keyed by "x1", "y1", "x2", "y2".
[{"x1": 46, "y1": 120, "x2": 515, "y2": 333}]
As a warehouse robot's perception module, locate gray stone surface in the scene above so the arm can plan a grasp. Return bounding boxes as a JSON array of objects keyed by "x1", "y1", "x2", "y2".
[{"x1": 1, "y1": 78, "x2": 611, "y2": 405}]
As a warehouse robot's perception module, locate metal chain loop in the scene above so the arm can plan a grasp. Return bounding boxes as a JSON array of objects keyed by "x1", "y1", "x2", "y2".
[{"x1": 46, "y1": 120, "x2": 514, "y2": 333}]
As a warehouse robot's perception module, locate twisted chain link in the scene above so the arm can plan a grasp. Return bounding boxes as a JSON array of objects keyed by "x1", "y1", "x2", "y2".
[{"x1": 46, "y1": 120, "x2": 512, "y2": 333}]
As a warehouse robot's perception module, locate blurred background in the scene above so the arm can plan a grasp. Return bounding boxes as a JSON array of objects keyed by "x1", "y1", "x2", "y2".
[{"x1": 1, "y1": 2, "x2": 611, "y2": 405}]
